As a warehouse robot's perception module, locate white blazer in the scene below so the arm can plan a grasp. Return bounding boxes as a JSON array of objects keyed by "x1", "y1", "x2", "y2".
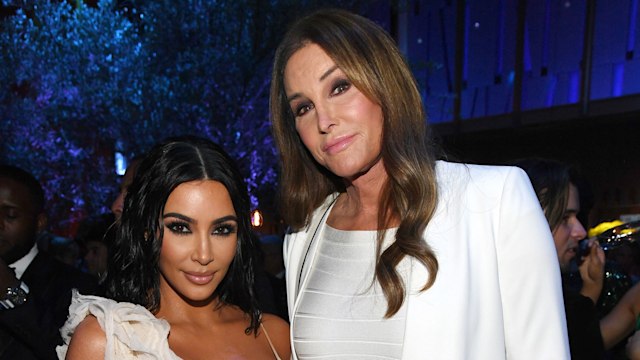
[{"x1": 284, "y1": 161, "x2": 570, "y2": 359}]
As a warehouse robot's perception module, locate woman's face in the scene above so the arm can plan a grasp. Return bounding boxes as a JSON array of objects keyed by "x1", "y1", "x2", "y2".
[
  {"x1": 552, "y1": 183, "x2": 587, "y2": 271},
  {"x1": 158, "y1": 180, "x2": 238, "y2": 304},
  {"x1": 284, "y1": 43, "x2": 385, "y2": 181}
]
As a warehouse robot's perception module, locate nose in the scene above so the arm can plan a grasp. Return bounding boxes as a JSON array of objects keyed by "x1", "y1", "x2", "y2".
[
  {"x1": 192, "y1": 232, "x2": 214, "y2": 265},
  {"x1": 316, "y1": 104, "x2": 336, "y2": 133},
  {"x1": 571, "y1": 218, "x2": 587, "y2": 240},
  {"x1": 111, "y1": 192, "x2": 124, "y2": 219}
]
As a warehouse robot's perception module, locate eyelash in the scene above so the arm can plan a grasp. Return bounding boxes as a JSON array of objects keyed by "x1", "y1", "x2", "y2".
[
  {"x1": 331, "y1": 79, "x2": 350, "y2": 96},
  {"x1": 293, "y1": 78, "x2": 351, "y2": 117},
  {"x1": 295, "y1": 102, "x2": 313, "y2": 117},
  {"x1": 561, "y1": 214, "x2": 574, "y2": 224},
  {"x1": 165, "y1": 222, "x2": 237, "y2": 236},
  {"x1": 213, "y1": 224, "x2": 237, "y2": 236}
]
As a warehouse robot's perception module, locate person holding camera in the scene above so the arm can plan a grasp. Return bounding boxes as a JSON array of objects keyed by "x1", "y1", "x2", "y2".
[{"x1": 516, "y1": 158, "x2": 640, "y2": 359}]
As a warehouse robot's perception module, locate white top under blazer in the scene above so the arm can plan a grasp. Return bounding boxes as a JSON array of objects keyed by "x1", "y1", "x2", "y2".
[
  {"x1": 292, "y1": 227, "x2": 410, "y2": 358},
  {"x1": 284, "y1": 161, "x2": 570, "y2": 359}
]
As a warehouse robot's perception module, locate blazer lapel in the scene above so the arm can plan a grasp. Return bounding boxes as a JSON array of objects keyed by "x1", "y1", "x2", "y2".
[{"x1": 285, "y1": 194, "x2": 338, "y2": 319}]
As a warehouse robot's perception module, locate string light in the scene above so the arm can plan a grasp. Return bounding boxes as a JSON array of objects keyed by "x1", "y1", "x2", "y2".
[{"x1": 251, "y1": 209, "x2": 263, "y2": 227}]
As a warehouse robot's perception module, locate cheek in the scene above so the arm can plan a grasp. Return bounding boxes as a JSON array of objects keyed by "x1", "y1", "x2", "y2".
[
  {"x1": 355, "y1": 95, "x2": 383, "y2": 122},
  {"x1": 11, "y1": 222, "x2": 33, "y2": 242},
  {"x1": 295, "y1": 123, "x2": 314, "y2": 146},
  {"x1": 218, "y1": 239, "x2": 238, "y2": 264},
  {"x1": 295, "y1": 127, "x2": 323, "y2": 162},
  {"x1": 552, "y1": 226, "x2": 570, "y2": 248},
  {"x1": 159, "y1": 238, "x2": 185, "y2": 268}
]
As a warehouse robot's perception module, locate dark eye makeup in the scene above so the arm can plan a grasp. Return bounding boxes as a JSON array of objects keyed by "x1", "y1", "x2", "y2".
[{"x1": 164, "y1": 220, "x2": 237, "y2": 237}]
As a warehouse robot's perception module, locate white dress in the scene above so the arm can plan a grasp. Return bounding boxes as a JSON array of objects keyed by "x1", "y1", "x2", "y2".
[
  {"x1": 57, "y1": 290, "x2": 180, "y2": 359},
  {"x1": 57, "y1": 291, "x2": 283, "y2": 360}
]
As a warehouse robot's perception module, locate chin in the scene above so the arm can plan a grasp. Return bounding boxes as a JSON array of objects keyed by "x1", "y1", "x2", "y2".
[
  {"x1": 184, "y1": 292, "x2": 216, "y2": 304},
  {"x1": 329, "y1": 164, "x2": 374, "y2": 180},
  {"x1": 559, "y1": 259, "x2": 574, "y2": 273}
]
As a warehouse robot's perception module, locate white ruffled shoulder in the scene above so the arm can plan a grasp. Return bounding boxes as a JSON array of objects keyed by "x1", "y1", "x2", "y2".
[{"x1": 56, "y1": 289, "x2": 180, "y2": 360}]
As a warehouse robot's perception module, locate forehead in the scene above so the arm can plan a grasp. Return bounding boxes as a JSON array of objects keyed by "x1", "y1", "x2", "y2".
[
  {"x1": 164, "y1": 180, "x2": 235, "y2": 215},
  {"x1": 0, "y1": 177, "x2": 36, "y2": 212},
  {"x1": 567, "y1": 183, "x2": 580, "y2": 210},
  {"x1": 284, "y1": 43, "x2": 336, "y2": 91}
]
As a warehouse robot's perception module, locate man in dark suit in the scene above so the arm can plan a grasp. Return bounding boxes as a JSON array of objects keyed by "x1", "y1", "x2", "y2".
[{"x1": 0, "y1": 164, "x2": 98, "y2": 359}]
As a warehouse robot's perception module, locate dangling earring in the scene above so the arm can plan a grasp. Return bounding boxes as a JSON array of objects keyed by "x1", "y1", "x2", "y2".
[{"x1": 144, "y1": 231, "x2": 150, "y2": 242}]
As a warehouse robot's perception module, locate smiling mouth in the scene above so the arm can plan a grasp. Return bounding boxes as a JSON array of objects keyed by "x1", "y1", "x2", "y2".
[
  {"x1": 323, "y1": 135, "x2": 355, "y2": 154},
  {"x1": 184, "y1": 272, "x2": 215, "y2": 285}
]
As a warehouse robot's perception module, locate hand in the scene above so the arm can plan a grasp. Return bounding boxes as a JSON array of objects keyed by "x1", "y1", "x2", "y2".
[{"x1": 579, "y1": 238, "x2": 605, "y2": 304}]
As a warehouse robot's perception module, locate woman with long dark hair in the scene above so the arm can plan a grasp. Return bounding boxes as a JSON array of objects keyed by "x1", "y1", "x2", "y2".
[{"x1": 57, "y1": 136, "x2": 290, "y2": 359}]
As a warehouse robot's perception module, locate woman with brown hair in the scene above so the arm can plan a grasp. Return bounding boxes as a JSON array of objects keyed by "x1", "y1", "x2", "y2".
[
  {"x1": 517, "y1": 157, "x2": 640, "y2": 360},
  {"x1": 270, "y1": 9, "x2": 569, "y2": 359}
]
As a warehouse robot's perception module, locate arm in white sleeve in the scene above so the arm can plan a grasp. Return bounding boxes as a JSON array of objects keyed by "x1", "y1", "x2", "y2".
[{"x1": 496, "y1": 167, "x2": 570, "y2": 359}]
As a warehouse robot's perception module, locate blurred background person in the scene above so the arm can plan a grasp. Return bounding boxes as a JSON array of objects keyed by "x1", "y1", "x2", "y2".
[
  {"x1": 110, "y1": 156, "x2": 143, "y2": 220},
  {"x1": 38, "y1": 232, "x2": 81, "y2": 269},
  {"x1": 0, "y1": 164, "x2": 98, "y2": 360},
  {"x1": 516, "y1": 157, "x2": 640, "y2": 359},
  {"x1": 74, "y1": 213, "x2": 115, "y2": 284}
]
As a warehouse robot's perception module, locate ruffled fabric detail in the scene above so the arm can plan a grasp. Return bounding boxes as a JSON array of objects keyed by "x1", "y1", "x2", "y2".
[{"x1": 56, "y1": 290, "x2": 180, "y2": 360}]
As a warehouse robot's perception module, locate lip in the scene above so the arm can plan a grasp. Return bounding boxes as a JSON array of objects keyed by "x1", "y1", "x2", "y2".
[
  {"x1": 322, "y1": 134, "x2": 356, "y2": 154},
  {"x1": 184, "y1": 271, "x2": 215, "y2": 285}
]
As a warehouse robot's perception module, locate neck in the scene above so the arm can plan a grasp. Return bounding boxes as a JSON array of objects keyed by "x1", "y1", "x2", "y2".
[
  {"x1": 345, "y1": 156, "x2": 387, "y2": 199},
  {"x1": 328, "y1": 160, "x2": 390, "y2": 230}
]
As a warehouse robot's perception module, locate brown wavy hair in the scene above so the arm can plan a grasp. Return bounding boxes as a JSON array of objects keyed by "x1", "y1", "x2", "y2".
[{"x1": 270, "y1": 8, "x2": 439, "y2": 317}]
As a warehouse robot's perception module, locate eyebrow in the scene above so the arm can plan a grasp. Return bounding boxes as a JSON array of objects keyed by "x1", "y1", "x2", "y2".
[
  {"x1": 320, "y1": 65, "x2": 338, "y2": 81},
  {"x1": 0, "y1": 204, "x2": 25, "y2": 213},
  {"x1": 286, "y1": 65, "x2": 339, "y2": 103},
  {"x1": 162, "y1": 213, "x2": 238, "y2": 225}
]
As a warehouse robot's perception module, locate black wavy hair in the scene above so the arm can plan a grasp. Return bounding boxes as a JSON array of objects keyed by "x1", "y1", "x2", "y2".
[{"x1": 104, "y1": 136, "x2": 261, "y2": 334}]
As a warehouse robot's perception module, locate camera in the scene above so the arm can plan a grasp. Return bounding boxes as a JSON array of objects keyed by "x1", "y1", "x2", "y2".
[{"x1": 576, "y1": 239, "x2": 591, "y2": 265}]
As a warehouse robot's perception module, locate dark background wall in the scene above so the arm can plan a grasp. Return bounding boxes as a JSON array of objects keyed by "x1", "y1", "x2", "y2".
[
  {"x1": 398, "y1": 0, "x2": 640, "y2": 229},
  {"x1": 434, "y1": 104, "x2": 639, "y2": 228}
]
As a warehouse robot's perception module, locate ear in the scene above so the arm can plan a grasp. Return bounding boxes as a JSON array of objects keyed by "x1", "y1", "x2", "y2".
[{"x1": 36, "y1": 212, "x2": 48, "y2": 233}]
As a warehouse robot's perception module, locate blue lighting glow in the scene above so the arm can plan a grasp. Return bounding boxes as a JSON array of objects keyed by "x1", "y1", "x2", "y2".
[{"x1": 115, "y1": 152, "x2": 127, "y2": 176}]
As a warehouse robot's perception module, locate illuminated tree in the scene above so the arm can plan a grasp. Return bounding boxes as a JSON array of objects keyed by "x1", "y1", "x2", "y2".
[{"x1": 0, "y1": 0, "x2": 374, "y2": 233}]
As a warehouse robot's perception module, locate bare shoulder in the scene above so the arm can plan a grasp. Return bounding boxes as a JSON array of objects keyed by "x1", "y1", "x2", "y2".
[
  {"x1": 261, "y1": 313, "x2": 291, "y2": 359},
  {"x1": 65, "y1": 315, "x2": 106, "y2": 360}
]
